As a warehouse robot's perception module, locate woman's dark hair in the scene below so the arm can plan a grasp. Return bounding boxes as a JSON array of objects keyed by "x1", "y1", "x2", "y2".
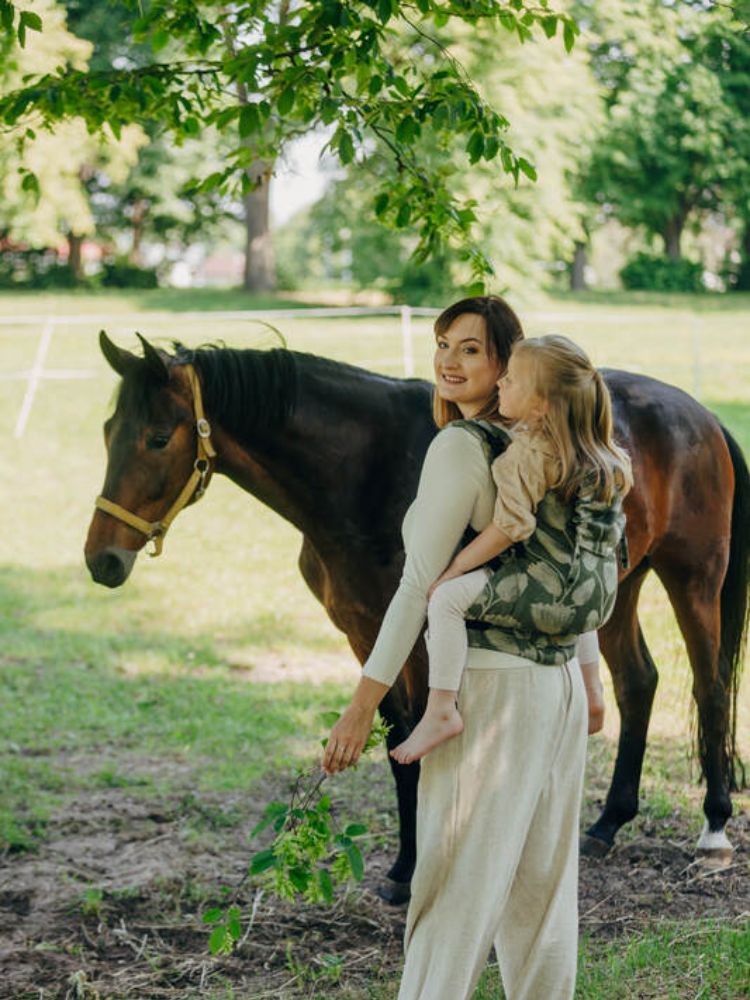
[{"x1": 433, "y1": 295, "x2": 525, "y2": 427}]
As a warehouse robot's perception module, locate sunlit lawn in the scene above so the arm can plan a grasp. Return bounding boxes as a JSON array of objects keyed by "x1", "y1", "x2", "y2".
[{"x1": 1, "y1": 287, "x2": 749, "y2": 996}]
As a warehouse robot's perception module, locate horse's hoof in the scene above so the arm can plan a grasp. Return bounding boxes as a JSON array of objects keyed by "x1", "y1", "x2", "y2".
[
  {"x1": 695, "y1": 846, "x2": 734, "y2": 869},
  {"x1": 580, "y1": 833, "x2": 612, "y2": 858},
  {"x1": 376, "y1": 878, "x2": 411, "y2": 905},
  {"x1": 696, "y1": 821, "x2": 733, "y2": 868}
]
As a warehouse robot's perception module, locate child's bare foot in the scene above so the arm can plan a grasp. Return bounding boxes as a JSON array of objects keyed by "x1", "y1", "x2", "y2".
[{"x1": 390, "y1": 704, "x2": 464, "y2": 764}]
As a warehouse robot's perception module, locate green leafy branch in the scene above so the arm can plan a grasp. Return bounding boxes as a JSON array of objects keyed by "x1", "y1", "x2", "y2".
[
  {"x1": 0, "y1": 0, "x2": 577, "y2": 289},
  {"x1": 0, "y1": 1, "x2": 42, "y2": 49},
  {"x1": 202, "y1": 713, "x2": 392, "y2": 957}
]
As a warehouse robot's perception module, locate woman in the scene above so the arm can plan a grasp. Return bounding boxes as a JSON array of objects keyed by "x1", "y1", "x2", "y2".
[{"x1": 323, "y1": 295, "x2": 602, "y2": 1000}]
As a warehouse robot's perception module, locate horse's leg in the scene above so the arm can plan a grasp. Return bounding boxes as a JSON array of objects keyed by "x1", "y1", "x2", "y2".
[
  {"x1": 655, "y1": 560, "x2": 734, "y2": 862},
  {"x1": 584, "y1": 562, "x2": 658, "y2": 854},
  {"x1": 377, "y1": 689, "x2": 419, "y2": 903}
]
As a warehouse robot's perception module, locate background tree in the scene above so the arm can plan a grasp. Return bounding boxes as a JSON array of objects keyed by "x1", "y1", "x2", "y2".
[
  {"x1": 0, "y1": 0, "x2": 579, "y2": 289},
  {"x1": 691, "y1": 18, "x2": 750, "y2": 289},
  {"x1": 0, "y1": 0, "x2": 145, "y2": 279},
  {"x1": 573, "y1": 1, "x2": 747, "y2": 265},
  {"x1": 278, "y1": 15, "x2": 600, "y2": 296}
]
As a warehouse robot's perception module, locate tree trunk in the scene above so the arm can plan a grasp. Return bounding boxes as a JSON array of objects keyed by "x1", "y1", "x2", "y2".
[
  {"x1": 129, "y1": 198, "x2": 149, "y2": 267},
  {"x1": 222, "y1": 4, "x2": 287, "y2": 295},
  {"x1": 736, "y1": 218, "x2": 750, "y2": 291},
  {"x1": 243, "y1": 164, "x2": 275, "y2": 292},
  {"x1": 570, "y1": 241, "x2": 588, "y2": 291},
  {"x1": 661, "y1": 216, "x2": 685, "y2": 261},
  {"x1": 67, "y1": 233, "x2": 84, "y2": 282}
]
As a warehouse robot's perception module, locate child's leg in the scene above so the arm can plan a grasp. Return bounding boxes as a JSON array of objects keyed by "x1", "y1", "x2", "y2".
[{"x1": 391, "y1": 569, "x2": 490, "y2": 765}]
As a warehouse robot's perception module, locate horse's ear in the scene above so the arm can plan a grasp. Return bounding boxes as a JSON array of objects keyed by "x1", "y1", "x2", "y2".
[
  {"x1": 136, "y1": 332, "x2": 169, "y2": 385},
  {"x1": 99, "y1": 330, "x2": 139, "y2": 377}
]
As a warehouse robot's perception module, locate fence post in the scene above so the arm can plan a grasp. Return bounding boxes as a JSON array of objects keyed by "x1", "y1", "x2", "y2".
[
  {"x1": 691, "y1": 315, "x2": 702, "y2": 400},
  {"x1": 401, "y1": 304, "x2": 414, "y2": 377},
  {"x1": 14, "y1": 317, "x2": 55, "y2": 439}
]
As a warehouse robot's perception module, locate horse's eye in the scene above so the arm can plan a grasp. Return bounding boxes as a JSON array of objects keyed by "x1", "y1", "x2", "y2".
[{"x1": 147, "y1": 433, "x2": 171, "y2": 450}]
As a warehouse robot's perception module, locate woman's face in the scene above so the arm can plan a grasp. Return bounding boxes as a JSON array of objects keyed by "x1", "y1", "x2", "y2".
[{"x1": 433, "y1": 313, "x2": 503, "y2": 418}]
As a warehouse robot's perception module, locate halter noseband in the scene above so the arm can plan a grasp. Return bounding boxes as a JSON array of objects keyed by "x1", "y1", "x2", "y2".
[{"x1": 94, "y1": 364, "x2": 216, "y2": 557}]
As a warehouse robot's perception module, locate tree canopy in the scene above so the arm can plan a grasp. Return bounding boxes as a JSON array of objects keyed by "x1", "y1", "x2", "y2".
[{"x1": 0, "y1": 0, "x2": 580, "y2": 286}]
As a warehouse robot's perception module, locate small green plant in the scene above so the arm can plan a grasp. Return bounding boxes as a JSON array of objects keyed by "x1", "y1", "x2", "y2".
[
  {"x1": 203, "y1": 713, "x2": 391, "y2": 955},
  {"x1": 79, "y1": 887, "x2": 104, "y2": 918}
]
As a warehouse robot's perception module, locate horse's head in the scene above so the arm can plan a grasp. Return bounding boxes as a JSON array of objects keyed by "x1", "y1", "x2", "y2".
[{"x1": 84, "y1": 331, "x2": 214, "y2": 587}]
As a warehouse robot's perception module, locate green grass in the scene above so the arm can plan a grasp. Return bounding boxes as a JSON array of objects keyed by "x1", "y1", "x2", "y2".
[
  {"x1": 280, "y1": 920, "x2": 750, "y2": 999},
  {"x1": 1, "y1": 288, "x2": 749, "y2": 995},
  {"x1": 489, "y1": 920, "x2": 750, "y2": 1000}
]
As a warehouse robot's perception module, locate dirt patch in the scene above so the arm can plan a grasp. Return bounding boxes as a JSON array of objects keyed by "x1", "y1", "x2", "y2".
[
  {"x1": 1, "y1": 757, "x2": 748, "y2": 1000},
  {"x1": 223, "y1": 649, "x2": 361, "y2": 686}
]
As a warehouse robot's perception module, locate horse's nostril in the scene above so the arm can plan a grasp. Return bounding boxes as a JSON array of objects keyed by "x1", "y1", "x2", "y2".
[{"x1": 90, "y1": 551, "x2": 126, "y2": 588}]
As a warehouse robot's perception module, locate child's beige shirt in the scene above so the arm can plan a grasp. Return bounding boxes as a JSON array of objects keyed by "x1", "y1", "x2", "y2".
[{"x1": 490, "y1": 427, "x2": 561, "y2": 543}]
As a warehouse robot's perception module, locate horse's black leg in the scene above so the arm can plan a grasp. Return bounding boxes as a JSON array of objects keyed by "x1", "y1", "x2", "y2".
[
  {"x1": 656, "y1": 562, "x2": 733, "y2": 860},
  {"x1": 584, "y1": 564, "x2": 658, "y2": 853},
  {"x1": 376, "y1": 692, "x2": 420, "y2": 904}
]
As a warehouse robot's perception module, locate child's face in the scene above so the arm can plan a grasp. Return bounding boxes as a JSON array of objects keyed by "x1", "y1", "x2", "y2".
[{"x1": 497, "y1": 354, "x2": 547, "y2": 424}]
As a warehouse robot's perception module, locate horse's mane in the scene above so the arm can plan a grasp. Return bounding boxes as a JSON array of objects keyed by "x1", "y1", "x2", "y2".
[
  {"x1": 173, "y1": 342, "x2": 298, "y2": 436},
  {"x1": 171, "y1": 343, "x2": 398, "y2": 440}
]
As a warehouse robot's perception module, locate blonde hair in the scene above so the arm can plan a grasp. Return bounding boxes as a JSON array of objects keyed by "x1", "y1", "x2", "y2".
[
  {"x1": 432, "y1": 295, "x2": 524, "y2": 428},
  {"x1": 512, "y1": 335, "x2": 633, "y2": 503}
]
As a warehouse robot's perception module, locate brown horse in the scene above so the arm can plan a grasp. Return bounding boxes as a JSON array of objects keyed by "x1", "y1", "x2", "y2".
[{"x1": 84, "y1": 332, "x2": 748, "y2": 900}]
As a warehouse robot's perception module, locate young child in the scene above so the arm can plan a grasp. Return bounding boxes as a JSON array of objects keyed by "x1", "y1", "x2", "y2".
[{"x1": 391, "y1": 335, "x2": 632, "y2": 764}]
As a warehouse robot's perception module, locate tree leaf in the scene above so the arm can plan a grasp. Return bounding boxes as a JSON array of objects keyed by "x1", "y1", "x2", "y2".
[
  {"x1": 518, "y1": 156, "x2": 537, "y2": 181},
  {"x1": 20, "y1": 171, "x2": 39, "y2": 200},
  {"x1": 338, "y1": 130, "x2": 354, "y2": 164},
  {"x1": 318, "y1": 869, "x2": 334, "y2": 904},
  {"x1": 563, "y1": 21, "x2": 577, "y2": 53},
  {"x1": 377, "y1": 0, "x2": 393, "y2": 24},
  {"x1": 227, "y1": 912, "x2": 242, "y2": 940},
  {"x1": 208, "y1": 926, "x2": 228, "y2": 955},
  {"x1": 202, "y1": 907, "x2": 224, "y2": 924},
  {"x1": 239, "y1": 104, "x2": 260, "y2": 137},
  {"x1": 467, "y1": 130, "x2": 484, "y2": 164},
  {"x1": 344, "y1": 822, "x2": 368, "y2": 837},
  {"x1": 277, "y1": 87, "x2": 295, "y2": 116},
  {"x1": 21, "y1": 10, "x2": 42, "y2": 32},
  {"x1": 345, "y1": 843, "x2": 364, "y2": 881},
  {"x1": 288, "y1": 866, "x2": 310, "y2": 892},
  {"x1": 393, "y1": 75, "x2": 410, "y2": 97},
  {"x1": 151, "y1": 28, "x2": 170, "y2": 52},
  {"x1": 374, "y1": 192, "x2": 389, "y2": 217},
  {"x1": 250, "y1": 849, "x2": 277, "y2": 875},
  {"x1": 395, "y1": 202, "x2": 411, "y2": 227}
]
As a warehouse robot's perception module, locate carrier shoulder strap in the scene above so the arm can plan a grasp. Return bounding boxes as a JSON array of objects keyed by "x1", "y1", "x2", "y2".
[{"x1": 450, "y1": 419, "x2": 511, "y2": 465}]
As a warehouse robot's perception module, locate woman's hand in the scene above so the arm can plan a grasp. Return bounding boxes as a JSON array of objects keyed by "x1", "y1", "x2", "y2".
[
  {"x1": 586, "y1": 682, "x2": 605, "y2": 735},
  {"x1": 322, "y1": 701, "x2": 377, "y2": 775},
  {"x1": 579, "y1": 659, "x2": 605, "y2": 735}
]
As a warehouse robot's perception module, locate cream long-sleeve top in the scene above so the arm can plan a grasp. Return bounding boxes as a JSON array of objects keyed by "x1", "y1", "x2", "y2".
[{"x1": 361, "y1": 424, "x2": 599, "y2": 687}]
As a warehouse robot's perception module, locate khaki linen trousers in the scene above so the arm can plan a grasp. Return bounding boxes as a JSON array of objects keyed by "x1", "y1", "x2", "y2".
[{"x1": 398, "y1": 656, "x2": 587, "y2": 1000}]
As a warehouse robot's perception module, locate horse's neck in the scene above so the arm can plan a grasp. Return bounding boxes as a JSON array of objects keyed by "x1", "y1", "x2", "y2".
[{"x1": 210, "y1": 362, "x2": 432, "y2": 551}]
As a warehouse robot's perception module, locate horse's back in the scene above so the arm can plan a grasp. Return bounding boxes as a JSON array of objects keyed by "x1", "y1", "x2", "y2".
[{"x1": 603, "y1": 369, "x2": 733, "y2": 571}]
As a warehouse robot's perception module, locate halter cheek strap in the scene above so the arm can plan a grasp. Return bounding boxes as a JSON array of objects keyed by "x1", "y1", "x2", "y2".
[{"x1": 94, "y1": 365, "x2": 216, "y2": 557}]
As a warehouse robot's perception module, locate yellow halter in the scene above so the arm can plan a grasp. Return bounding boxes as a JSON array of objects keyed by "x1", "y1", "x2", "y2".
[{"x1": 94, "y1": 364, "x2": 216, "y2": 557}]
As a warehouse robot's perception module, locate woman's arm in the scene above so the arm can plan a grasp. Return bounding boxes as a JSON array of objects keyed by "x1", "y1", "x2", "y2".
[
  {"x1": 361, "y1": 427, "x2": 491, "y2": 686},
  {"x1": 576, "y1": 631, "x2": 604, "y2": 735},
  {"x1": 322, "y1": 427, "x2": 491, "y2": 773}
]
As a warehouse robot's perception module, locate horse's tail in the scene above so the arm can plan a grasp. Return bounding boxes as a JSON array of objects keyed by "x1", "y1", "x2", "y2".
[{"x1": 720, "y1": 425, "x2": 750, "y2": 790}]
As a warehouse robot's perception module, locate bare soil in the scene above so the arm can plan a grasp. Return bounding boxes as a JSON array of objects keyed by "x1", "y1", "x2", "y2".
[{"x1": 1, "y1": 753, "x2": 748, "y2": 1000}]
